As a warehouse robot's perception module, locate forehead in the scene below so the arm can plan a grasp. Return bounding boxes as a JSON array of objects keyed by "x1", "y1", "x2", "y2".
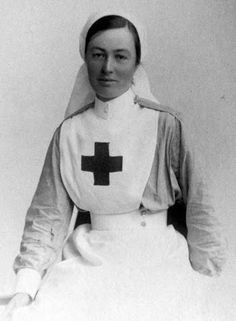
[{"x1": 87, "y1": 27, "x2": 136, "y2": 53}]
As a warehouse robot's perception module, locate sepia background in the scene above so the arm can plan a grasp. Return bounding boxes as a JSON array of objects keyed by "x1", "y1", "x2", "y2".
[{"x1": 1, "y1": 0, "x2": 236, "y2": 319}]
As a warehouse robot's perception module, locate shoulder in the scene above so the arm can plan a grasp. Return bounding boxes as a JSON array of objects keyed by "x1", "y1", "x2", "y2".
[
  {"x1": 53, "y1": 102, "x2": 94, "y2": 143},
  {"x1": 135, "y1": 96, "x2": 185, "y2": 136},
  {"x1": 63, "y1": 101, "x2": 94, "y2": 122},
  {"x1": 58, "y1": 101, "x2": 94, "y2": 132},
  {"x1": 136, "y1": 97, "x2": 193, "y2": 155},
  {"x1": 135, "y1": 96, "x2": 183, "y2": 122}
]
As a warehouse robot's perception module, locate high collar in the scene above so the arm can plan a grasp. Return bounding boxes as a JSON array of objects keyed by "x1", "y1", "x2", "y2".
[{"x1": 94, "y1": 89, "x2": 136, "y2": 120}]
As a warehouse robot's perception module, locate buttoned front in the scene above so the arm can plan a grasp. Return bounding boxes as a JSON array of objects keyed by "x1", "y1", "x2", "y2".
[{"x1": 93, "y1": 89, "x2": 135, "y2": 120}]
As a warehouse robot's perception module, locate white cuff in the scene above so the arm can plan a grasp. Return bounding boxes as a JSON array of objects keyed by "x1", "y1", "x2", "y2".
[{"x1": 15, "y1": 268, "x2": 42, "y2": 299}]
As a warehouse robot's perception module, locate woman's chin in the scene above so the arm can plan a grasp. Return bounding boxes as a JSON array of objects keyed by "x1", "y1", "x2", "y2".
[
  {"x1": 96, "y1": 91, "x2": 119, "y2": 102},
  {"x1": 96, "y1": 88, "x2": 129, "y2": 102}
]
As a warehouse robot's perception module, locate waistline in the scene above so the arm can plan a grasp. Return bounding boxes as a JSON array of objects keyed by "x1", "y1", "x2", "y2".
[{"x1": 90, "y1": 209, "x2": 167, "y2": 231}]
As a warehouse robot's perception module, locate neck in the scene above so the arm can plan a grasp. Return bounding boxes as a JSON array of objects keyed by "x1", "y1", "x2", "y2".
[{"x1": 96, "y1": 88, "x2": 131, "y2": 102}]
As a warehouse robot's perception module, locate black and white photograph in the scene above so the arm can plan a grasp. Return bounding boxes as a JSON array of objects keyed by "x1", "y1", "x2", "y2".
[{"x1": 0, "y1": 0, "x2": 236, "y2": 320}]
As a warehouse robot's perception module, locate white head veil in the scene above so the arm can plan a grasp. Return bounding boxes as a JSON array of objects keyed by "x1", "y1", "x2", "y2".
[{"x1": 65, "y1": 9, "x2": 158, "y2": 118}]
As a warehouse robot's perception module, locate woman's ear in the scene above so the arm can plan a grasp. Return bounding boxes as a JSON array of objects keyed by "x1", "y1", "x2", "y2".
[{"x1": 132, "y1": 62, "x2": 141, "y2": 83}]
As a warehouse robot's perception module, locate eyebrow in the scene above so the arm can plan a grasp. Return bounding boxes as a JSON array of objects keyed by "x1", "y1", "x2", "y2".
[
  {"x1": 91, "y1": 46, "x2": 130, "y2": 54},
  {"x1": 115, "y1": 49, "x2": 130, "y2": 54}
]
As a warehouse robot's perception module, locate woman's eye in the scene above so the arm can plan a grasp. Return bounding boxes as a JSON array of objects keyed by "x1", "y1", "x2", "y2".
[
  {"x1": 92, "y1": 53, "x2": 105, "y2": 59},
  {"x1": 116, "y1": 55, "x2": 127, "y2": 61}
]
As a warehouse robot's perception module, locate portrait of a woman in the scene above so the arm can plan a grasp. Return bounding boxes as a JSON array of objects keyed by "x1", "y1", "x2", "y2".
[{"x1": 2, "y1": 8, "x2": 229, "y2": 321}]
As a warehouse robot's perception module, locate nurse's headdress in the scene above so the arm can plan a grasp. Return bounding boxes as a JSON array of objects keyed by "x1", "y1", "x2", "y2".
[{"x1": 65, "y1": 9, "x2": 158, "y2": 118}]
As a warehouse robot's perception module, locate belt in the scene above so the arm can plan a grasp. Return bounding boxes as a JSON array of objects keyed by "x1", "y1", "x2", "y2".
[{"x1": 90, "y1": 209, "x2": 167, "y2": 231}]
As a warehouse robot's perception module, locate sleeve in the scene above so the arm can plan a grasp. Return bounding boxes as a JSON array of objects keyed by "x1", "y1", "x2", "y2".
[
  {"x1": 171, "y1": 116, "x2": 227, "y2": 276},
  {"x1": 13, "y1": 126, "x2": 74, "y2": 281},
  {"x1": 14, "y1": 268, "x2": 42, "y2": 299}
]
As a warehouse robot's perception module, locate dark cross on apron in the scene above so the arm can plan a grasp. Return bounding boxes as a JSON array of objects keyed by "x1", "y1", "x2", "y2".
[{"x1": 81, "y1": 142, "x2": 123, "y2": 186}]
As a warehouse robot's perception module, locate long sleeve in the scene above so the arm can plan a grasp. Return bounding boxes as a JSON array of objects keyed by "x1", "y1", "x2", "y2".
[
  {"x1": 171, "y1": 115, "x2": 227, "y2": 276},
  {"x1": 134, "y1": 97, "x2": 227, "y2": 276},
  {"x1": 14, "y1": 127, "x2": 74, "y2": 278}
]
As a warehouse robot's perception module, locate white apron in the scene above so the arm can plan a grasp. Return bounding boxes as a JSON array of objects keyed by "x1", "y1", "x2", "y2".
[
  {"x1": 12, "y1": 212, "x2": 208, "y2": 321},
  {"x1": 11, "y1": 91, "x2": 211, "y2": 320}
]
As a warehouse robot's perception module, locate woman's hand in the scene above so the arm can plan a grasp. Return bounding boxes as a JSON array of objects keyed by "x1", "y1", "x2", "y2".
[{"x1": 1, "y1": 293, "x2": 31, "y2": 321}]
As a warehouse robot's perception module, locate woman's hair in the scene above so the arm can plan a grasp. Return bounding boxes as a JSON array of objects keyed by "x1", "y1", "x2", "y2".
[{"x1": 85, "y1": 15, "x2": 141, "y2": 66}]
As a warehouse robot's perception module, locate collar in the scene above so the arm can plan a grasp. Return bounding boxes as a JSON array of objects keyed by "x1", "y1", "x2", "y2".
[{"x1": 94, "y1": 89, "x2": 136, "y2": 120}]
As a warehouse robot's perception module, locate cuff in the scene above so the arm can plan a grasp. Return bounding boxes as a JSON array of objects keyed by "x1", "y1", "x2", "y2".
[{"x1": 15, "y1": 268, "x2": 42, "y2": 299}]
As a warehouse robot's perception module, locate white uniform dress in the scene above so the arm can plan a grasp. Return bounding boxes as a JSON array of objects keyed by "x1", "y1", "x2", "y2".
[{"x1": 12, "y1": 90, "x2": 221, "y2": 321}]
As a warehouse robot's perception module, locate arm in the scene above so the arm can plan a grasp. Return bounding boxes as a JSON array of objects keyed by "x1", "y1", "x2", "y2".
[
  {"x1": 13, "y1": 126, "x2": 74, "y2": 298},
  {"x1": 171, "y1": 116, "x2": 227, "y2": 276}
]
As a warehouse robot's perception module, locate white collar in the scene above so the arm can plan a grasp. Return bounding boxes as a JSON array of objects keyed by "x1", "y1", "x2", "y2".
[{"x1": 94, "y1": 89, "x2": 135, "y2": 120}]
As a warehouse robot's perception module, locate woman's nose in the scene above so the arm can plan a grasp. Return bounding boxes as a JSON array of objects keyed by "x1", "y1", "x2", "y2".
[{"x1": 102, "y1": 57, "x2": 114, "y2": 73}]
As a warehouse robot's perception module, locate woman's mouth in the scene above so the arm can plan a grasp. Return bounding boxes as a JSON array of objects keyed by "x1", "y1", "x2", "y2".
[{"x1": 98, "y1": 78, "x2": 117, "y2": 85}]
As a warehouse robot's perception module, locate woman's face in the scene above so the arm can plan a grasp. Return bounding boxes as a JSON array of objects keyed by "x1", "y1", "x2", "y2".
[{"x1": 85, "y1": 27, "x2": 137, "y2": 101}]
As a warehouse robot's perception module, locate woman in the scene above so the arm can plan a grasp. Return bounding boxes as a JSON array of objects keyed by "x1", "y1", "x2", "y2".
[{"x1": 4, "y1": 10, "x2": 227, "y2": 321}]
